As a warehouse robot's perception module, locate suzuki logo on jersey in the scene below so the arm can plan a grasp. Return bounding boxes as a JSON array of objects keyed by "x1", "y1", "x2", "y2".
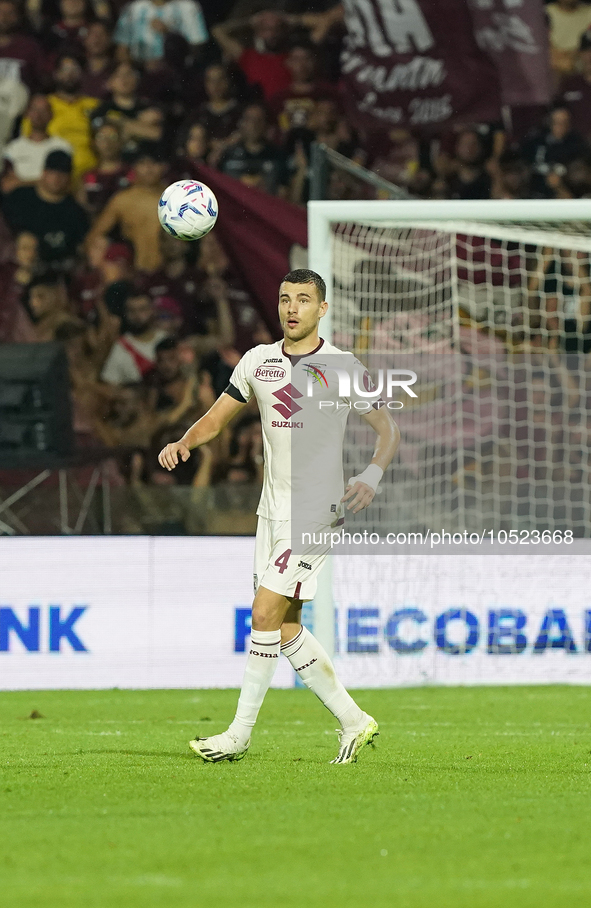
[
  {"x1": 254, "y1": 365, "x2": 286, "y2": 382},
  {"x1": 272, "y1": 383, "x2": 303, "y2": 419}
]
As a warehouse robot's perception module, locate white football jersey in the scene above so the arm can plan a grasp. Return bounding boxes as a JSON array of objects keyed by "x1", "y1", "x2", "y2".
[{"x1": 227, "y1": 338, "x2": 379, "y2": 524}]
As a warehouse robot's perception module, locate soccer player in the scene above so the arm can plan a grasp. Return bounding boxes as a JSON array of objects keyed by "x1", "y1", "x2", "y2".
[{"x1": 158, "y1": 269, "x2": 400, "y2": 764}]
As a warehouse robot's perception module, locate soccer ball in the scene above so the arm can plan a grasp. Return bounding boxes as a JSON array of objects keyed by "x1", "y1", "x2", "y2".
[{"x1": 157, "y1": 180, "x2": 218, "y2": 241}]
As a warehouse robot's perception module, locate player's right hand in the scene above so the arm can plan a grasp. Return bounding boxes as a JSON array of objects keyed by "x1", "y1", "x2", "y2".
[{"x1": 158, "y1": 441, "x2": 191, "y2": 471}]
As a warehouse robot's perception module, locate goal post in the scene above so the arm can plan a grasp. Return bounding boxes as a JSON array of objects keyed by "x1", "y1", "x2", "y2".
[{"x1": 307, "y1": 198, "x2": 591, "y2": 668}]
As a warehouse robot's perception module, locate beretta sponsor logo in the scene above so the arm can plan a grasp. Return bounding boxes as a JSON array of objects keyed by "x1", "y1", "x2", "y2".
[{"x1": 254, "y1": 365, "x2": 286, "y2": 381}]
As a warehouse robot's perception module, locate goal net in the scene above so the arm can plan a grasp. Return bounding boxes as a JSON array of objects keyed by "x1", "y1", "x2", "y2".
[
  {"x1": 310, "y1": 199, "x2": 591, "y2": 539},
  {"x1": 307, "y1": 200, "x2": 591, "y2": 678}
]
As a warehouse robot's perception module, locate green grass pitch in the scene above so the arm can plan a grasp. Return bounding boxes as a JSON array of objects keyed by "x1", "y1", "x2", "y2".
[{"x1": 1, "y1": 686, "x2": 590, "y2": 908}]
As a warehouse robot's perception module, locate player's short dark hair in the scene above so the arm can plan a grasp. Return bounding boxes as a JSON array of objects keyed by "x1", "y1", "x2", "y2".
[{"x1": 281, "y1": 269, "x2": 326, "y2": 302}]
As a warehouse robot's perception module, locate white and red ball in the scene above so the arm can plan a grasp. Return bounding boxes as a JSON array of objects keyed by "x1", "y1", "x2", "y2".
[{"x1": 157, "y1": 180, "x2": 218, "y2": 241}]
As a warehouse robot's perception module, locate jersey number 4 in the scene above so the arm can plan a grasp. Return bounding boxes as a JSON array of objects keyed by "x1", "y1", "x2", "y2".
[{"x1": 274, "y1": 548, "x2": 292, "y2": 574}]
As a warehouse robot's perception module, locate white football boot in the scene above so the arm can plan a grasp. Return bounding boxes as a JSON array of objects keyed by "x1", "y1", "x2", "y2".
[
  {"x1": 330, "y1": 714, "x2": 379, "y2": 765},
  {"x1": 189, "y1": 730, "x2": 250, "y2": 763}
]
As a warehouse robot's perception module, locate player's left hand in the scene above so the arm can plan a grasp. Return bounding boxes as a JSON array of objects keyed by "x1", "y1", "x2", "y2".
[{"x1": 341, "y1": 481, "x2": 375, "y2": 514}]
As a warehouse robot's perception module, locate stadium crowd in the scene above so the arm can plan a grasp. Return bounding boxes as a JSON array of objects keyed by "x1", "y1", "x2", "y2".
[{"x1": 1, "y1": 0, "x2": 591, "y2": 529}]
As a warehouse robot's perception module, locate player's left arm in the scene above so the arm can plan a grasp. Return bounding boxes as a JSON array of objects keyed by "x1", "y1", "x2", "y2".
[{"x1": 341, "y1": 406, "x2": 400, "y2": 514}]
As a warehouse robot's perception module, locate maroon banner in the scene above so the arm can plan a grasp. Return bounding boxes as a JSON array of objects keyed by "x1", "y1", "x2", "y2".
[
  {"x1": 340, "y1": 0, "x2": 502, "y2": 132},
  {"x1": 468, "y1": 0, "x2": 552, "y2": 107},
  {"x1": 196, "y1": 164, "x2": 307, "y2": 333}
]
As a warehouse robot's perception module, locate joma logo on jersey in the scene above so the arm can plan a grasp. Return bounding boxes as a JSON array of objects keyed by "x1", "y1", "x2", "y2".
[
  {"x1": 254, "y1": 366, "x2": 286, "y2": 382},
  {"x1": 298, "y1": 560, "x2": 312, "y2": 570},
  {"x1": 272, "y1": 383, "x2": 303, "y2": 419},
  {"x1": 264, "y1": 358, "x2": 282, "y2": 363}
]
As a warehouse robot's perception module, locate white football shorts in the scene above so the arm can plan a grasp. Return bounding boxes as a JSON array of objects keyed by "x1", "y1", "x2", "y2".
[{"x1": 254, "y1": 515, "x2": 344, "y2": 601}]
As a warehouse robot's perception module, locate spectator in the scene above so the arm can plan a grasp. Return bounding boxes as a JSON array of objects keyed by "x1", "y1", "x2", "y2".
[
  {"x1": 197, "y1": 64, "x2": 241, "y2": 144},
  {"x1": 445, "y1": 129, "x2": 492, "y2": 200},
  {"x1": 95, "y1": 382, "x2": 158, "y2": 448},
  {"x1": 86, "y1": 144, "x2": 167, "y2": 272},
  {"x1": 0, "y1": 0, "x2": 46, "y2": 92},
  {"x1": 528, "y1": 247, "x2": 591, "y2": 351},
  {"x1": 218, "y1": 103, "x2": 287, "y2": 195},
  {"x1": 114, "y1": 0, "x2": 208, "y2": 65},
  {"x1": 78, "y1": 121, "x2": 130, "y2": 215},
  {"x1": 0, "y1": 231, "x2": 38, "y2": 342},
  {"x1": 213, "y1": 413, "x2": 264, "y2": 498},
  {"x1": 2, "y1": 93, "x2": 72, "y2": 191},
  {"x1": 560, "y1": 31, "x2": 591, "y2": 144},
  {"x1": 45, "y1": 0, "x2": 89, "y2": 58},
  {"x1": 27, "y1": 272, "x2": 82, "y2": 341},
  {"x1": 143, "y1": 232, "x2": 213, "y2": 333},
  {"x1": 369, "y1": 128, "x2": 419, "y2": 188},
  {"x1": 70, "y1": 239, "x2": 133, "y2": 321},
  {"x1": 180, "y1": 65, "x2": 240, "y2": 166},
  {"x1": 270, "y1": 43, "x2": 334, "y2": 134},
  {"x1": 91, "y1": 62, "x2": 163, "y2": 149},
  {"x1": 55, "y1": 318, "x2": 118, "y2": 438},
  {"x1": 212, "y1": 10, "x2": 291, "y2": 102},
  {"x1": 172, "y1": 121, "x2": 210, "y2": 175},
  {"x1": 559, "y1": 156, "x2": 591, "y2": 197},
  {"x1": 80, "y1": 19, "x2": 115, "y2": 99},
  {"x1": 145, "y1": 336, "x2": 200, "y2": 415},
  {"x1": 490, "y1": 150, "x2": 531, "y2": 200},
  {"x1": 200, "y1": 342, "x2": 241, "y2": 398},
  {"x1": 194, "y1": 230, "x2": 272, "y2": 353},
  {"x1": 307, "y1": 96, "x2": 356, "y2": 156},
  {"x1": 42, "y1": 53, "x2": 99, "y2": 181},
  {"x1": 101, "y1": 291, "x2": 168, "y2": 384},
  {"x1": 547, "y1": 0, "x2": 591, "y2": 78},
  {"x1": 153, "y1": 294, "x2": 184, "y2": 335},
  {"x1": 2, "y1": 149, "x2": 89, "y2": 266},
  {"x1": 521, "y1": 105, "x2": 589, "y2": 197}
]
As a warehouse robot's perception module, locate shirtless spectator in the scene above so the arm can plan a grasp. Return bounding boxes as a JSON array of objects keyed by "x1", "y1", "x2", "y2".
[
  {"x1": 86, "y1": 144, "x2": 167, "y2": 272},
  {"x1": 78, "y1": 122, "x2": 130, "y2": 216},
  {"x1": 2, "y1": 94, "x2": 72, "y2": 191},
  {"x1": 144, "y1": 336, "x2": 201, "y2": 417},
  {"x1": 101, "y1": 292, "x2": 168, "y2": 384},
  {"x1": 97, "y1": 378, "x2": 199, "y2": 450},
  {"x1": 27, "y1": 272, "x2": 82, "y2": 341}
]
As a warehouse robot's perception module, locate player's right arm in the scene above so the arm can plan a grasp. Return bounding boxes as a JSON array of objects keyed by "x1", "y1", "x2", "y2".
[{"x1": 158, "y1": 392, "x2": 245, "y2": 470}]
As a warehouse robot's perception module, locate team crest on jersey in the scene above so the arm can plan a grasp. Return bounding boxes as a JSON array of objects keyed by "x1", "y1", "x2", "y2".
[{"x1": 254, "y1": 365, "x2": 286, "y2": 381}]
